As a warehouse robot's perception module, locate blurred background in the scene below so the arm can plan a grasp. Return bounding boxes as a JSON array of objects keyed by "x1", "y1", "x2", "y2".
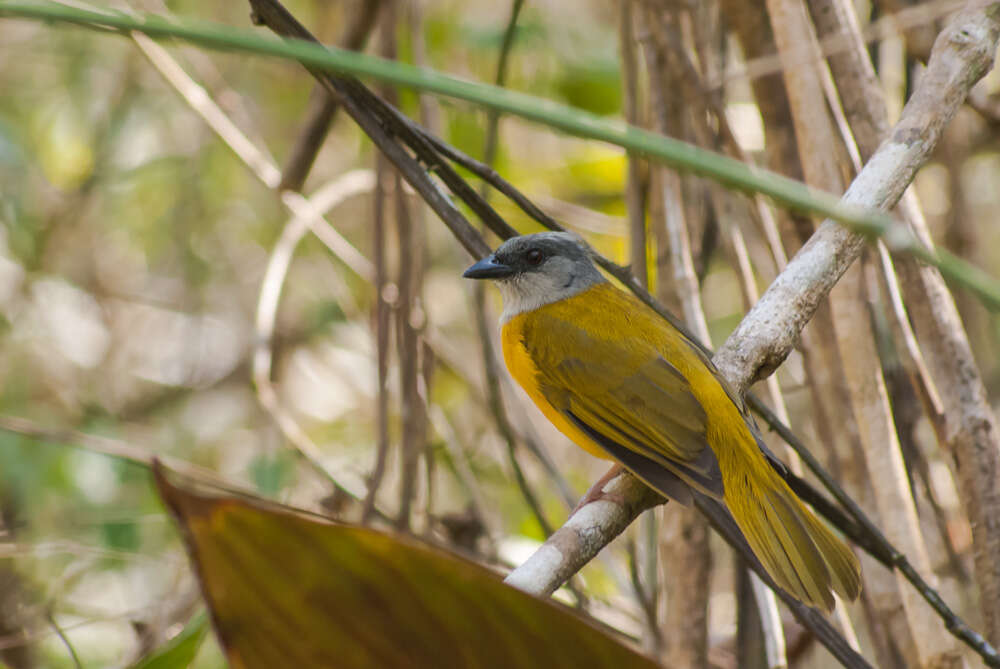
[{"x1": 0, "y1": 0, "x2": 998, "y2": 666}]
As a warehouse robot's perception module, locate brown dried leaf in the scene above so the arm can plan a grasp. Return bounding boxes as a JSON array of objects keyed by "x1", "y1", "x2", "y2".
[{"x1": 153, "y1": 464, "x2": 659, "y2": 669}]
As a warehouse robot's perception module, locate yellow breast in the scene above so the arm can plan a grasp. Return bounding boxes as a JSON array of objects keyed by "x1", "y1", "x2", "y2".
[{"x1": 501, "y1": 304, "x2": 612, "y2": 459}]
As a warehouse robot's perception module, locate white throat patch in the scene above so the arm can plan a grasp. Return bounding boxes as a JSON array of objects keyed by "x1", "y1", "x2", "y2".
[{"x1": 497, "y1": 258, "x2": 605, "y2": 323}]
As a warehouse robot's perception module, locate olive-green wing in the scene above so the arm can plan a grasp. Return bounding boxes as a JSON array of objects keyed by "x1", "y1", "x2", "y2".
[
  {"x1": 522, "y1": 311, "x2": 723, "y2": 499},
  {"x1": 680, "y1": 338, "x2": 789, "y2": 476}
]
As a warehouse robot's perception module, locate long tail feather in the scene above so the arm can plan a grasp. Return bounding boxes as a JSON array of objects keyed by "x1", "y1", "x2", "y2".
[{"x1": 723, "y1": 461, "x2": 862, "y2": 611}]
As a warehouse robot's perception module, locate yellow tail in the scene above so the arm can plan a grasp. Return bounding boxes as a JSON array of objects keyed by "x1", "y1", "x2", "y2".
[{"x1": 723, "y1": 459, "x2": 862, "y2": 612}]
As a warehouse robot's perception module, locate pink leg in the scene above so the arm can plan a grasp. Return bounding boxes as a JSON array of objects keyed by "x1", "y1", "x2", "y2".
[{"x1": 571, "y1": 464, "x2": 626, "y2": 515}]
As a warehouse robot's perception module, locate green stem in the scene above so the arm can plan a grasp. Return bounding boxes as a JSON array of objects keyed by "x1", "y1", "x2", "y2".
[{"x1": 2, "y1": 1, "x2": 999, "y2": 308}]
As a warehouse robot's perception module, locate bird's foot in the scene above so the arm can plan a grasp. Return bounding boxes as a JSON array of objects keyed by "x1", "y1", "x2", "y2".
[{"x1": 571, "y1": 464, "x2": 626, "y2": 515}]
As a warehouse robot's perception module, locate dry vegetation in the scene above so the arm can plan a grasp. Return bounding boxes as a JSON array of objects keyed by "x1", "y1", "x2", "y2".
[{"x1": 0, "y1": 0, "x2": 999, "y2": 667}]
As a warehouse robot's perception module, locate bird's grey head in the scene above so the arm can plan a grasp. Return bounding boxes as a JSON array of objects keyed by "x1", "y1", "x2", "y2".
[{"x1": 463, "y1": 232, "x2": 605, "y2": 322}]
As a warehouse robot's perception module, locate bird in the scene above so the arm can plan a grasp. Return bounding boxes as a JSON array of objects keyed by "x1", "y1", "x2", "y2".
[{"x1": 463, "y1": 231, "x2": 861, "y2": 611}]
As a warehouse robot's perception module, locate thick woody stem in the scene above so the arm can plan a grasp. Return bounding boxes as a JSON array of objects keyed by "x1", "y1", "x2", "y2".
[
  {"x1": 809, "y1": 0, "x2": 1000, "y2": 647},
  {"x1": 712, "y1": 3, "x2": 1000, "y2": 390},
  {"x1": 769, "y1": 0, "x2": 955, "y2": 663},
  {"x1": 503, "y1": 473, "x2": 660, "y2": 595}
]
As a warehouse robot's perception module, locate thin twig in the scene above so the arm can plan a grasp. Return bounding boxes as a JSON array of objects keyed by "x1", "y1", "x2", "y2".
[
  {"x1": 407, "y1": 1, "x2": 438, "y2": 535},
  {"x1": 375, "y1": 0, "x2": 425, "y2": 533},
  {"x1": 621, "y1": 0, "x2": 646, "y2": 288},
  {"x1": 751, "y1": 397, "x2": 1000, "y2": 667},
  {"x1": 420, "y1": 342, "x2": 436, "y2": 537},
  {"x1": 253, "y1": 170, "x2": 381, "y2": 512},
  {"x1": 395, "y1": 174, "x2": 426, "y2": 531},
  {"x1": 875, "y1": 244, "x2": 945, "y2": 417},
  {"x1": 625, "y1": 538, "x2": 662, "y2": 653},
  {"x1": 45, "y1": 611, "x2": 82, "y2": 669},
  {"x1": 0, "y1": 415, "x2": 283, "y2": 503},
  {"x1": 278, "y1": 0, "x2": 383, "y2": 192},
  {"x1": 362, "y1": 153, "x2": 393, "y2": 523},
  {"x1": 480, "y1": 0, "x2": 524, "y2": 195}
]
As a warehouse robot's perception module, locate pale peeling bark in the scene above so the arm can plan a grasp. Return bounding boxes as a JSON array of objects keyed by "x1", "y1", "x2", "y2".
[
  {"x1": 894, "y1": 206, "x2": 1000, "y2": 649},
  {"x1": 809, "y1": 0, "x2": 1000, "y2": 647},
  {"x1": 830, "y1": 265, "x2": 962, "y2": 668},
  {"x1": 767, "y1": 0, "x2": 962, "y2": 663},
  {"x1": 659, "y1": 509, "x2": 712, "y2": 667},
  {"x1": 711, "y1": 2, "x2": 1000, "y2": 389},
  {"x1": 762, "y1": 0, "x2": 849, "y2": 191},
  {"x1": 503, "y1": 3, "x2": 1000, "y2": 633},
  {"x1": 503, "y1": 473, "x2": 660, "y2": 595},
  {"x1": 658, "y1": 174, "x2": 714, "y2": 667}
]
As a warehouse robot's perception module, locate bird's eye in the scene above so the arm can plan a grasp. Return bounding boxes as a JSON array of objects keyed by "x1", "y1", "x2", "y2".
[{"x1": 525, "y1": 249, "x2": 544, "y2": 266}]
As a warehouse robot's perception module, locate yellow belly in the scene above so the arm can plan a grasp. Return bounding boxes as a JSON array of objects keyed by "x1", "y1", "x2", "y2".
[{"x1": 501, "y1": 309, "x2": 612, "y2": 460}]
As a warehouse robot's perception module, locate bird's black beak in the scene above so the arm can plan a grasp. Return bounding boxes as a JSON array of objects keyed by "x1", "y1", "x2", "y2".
[{"x1": 463, "y1": 255, "x2": 515, "y2": 280}]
